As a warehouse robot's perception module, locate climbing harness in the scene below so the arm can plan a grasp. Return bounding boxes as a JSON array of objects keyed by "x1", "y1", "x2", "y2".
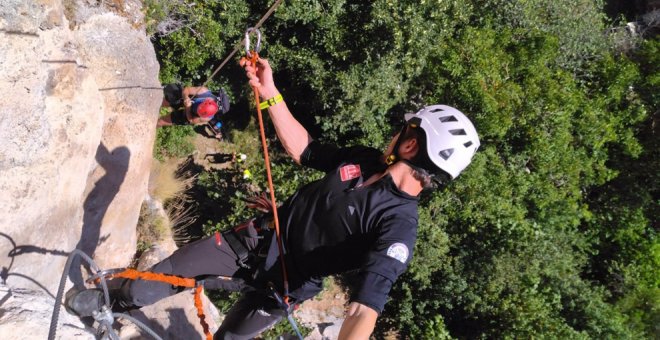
[
  {"x1": 223, "y1": 221, "x2": 258, "y2": 270},
  {"x1": 243, "y1": 27, "x2": 304, "y2": 340}
]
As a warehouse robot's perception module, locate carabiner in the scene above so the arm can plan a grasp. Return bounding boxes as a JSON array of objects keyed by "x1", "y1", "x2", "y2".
[
  {"x1": 244, "y1": 27, "x2": 261, "y2": 58},
  {"x1": 86, "y1": 267, "x2": 127, "y2": 284}
]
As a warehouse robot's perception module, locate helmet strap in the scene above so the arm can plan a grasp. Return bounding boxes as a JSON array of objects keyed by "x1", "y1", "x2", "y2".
[
  {"x1": 386, "y1": 124, "x2": 428, "y2": 170},
  {"x1": 385, "y1": 125, "x2": 408, "y2": 165}
]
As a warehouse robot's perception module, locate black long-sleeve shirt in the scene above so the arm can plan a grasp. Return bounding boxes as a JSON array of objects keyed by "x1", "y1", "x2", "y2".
[{"x1": 275, "y1": 141, "x2": 419, "y2": 313}]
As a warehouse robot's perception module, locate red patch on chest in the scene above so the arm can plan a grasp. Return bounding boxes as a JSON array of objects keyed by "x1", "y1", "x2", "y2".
[{"x1": 339, "y1": 164, "x2": 361, "y2": 181}]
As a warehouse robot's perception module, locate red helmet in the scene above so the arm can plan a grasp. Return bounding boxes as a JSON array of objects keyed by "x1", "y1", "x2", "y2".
[{"x1": 196, "y1": 98, "x2": 219, "y2": 118}]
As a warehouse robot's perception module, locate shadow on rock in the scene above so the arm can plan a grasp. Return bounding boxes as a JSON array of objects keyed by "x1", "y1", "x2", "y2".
[
  {"x1": 69, "y1": 143, "x2": 130, "y2": 288},
  {"x1": 0, "y1": 232, "x2": 67, "y2": 298}
]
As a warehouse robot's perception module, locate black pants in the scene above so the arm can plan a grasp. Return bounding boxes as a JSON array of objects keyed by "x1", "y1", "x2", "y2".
[
  {"x1": 120, "y1": 220, "x2": 285, "y2": 339},
  {"x1": 163, "y1": 83, "x2": 184, "y2": 108},
  {"x1": 162, "y1": 83, "x2": 189, "y2": 125}
]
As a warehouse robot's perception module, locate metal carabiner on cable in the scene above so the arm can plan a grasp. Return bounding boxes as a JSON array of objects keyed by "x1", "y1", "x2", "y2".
[
  {"x1": 244, "y1": 27, "x2": 261, "y2": 58},
  {"x1": 86, "y1": 267, "x2": 127, "y2": 284}
]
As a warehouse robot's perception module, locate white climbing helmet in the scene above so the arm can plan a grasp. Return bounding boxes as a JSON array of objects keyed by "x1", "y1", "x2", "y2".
[{"x1": 404, "y1": 105, "x2": 480, "y2": 179}]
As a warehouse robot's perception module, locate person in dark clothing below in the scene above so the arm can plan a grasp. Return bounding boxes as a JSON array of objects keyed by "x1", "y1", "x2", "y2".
[
  {"x1": 157, "y1": 84, "x2": 231, "y2": 134},
  {"x1": 66, "y1": 59, "x2": 481, "y2": 339}
]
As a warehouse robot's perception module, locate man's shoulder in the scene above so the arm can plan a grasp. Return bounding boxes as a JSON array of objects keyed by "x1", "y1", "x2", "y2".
[
  {"x1": 301, "y1": 142, "x2": 383, "y2": 173},
  {"x1": 376, "y1": 198, "x2": 419, "y2": 230},
  {"x1": 342, "y1": 144, "x2": 381, "y2": 157},
  {"x1": 338, "y1": 145, "x2": 383, "y2": 168}
]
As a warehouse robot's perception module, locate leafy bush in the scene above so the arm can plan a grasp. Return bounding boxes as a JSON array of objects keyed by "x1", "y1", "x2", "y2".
[
  {"x1": 258, "y1": 319, "x2": 312, "y2": 340},
  {"x1": 154, "y1": 124, "x2": 195, "y2": 160},
  {"x1": 468, "y1": 0, "x2": 615, "y2": 78}
]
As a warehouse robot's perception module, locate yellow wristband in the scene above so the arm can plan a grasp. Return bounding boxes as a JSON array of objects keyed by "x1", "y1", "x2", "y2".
[{"x1": 259, "y1": 94, "x2": 283, "y2": 110}]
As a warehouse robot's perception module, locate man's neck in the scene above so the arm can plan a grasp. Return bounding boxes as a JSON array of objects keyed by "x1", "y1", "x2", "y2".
[{"x1": 385, "y1": 162, "x2": 423, "y2": 196}]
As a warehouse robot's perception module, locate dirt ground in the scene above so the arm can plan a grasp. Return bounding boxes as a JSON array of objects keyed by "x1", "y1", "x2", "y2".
[{"x1": 190, "y1": 128, "x2": 236, "y2": 171}]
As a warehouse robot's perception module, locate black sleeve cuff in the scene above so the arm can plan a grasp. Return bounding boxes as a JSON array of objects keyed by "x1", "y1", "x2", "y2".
[{"x1": 350, "y1": 271, "x2": 394, "y2": 315}]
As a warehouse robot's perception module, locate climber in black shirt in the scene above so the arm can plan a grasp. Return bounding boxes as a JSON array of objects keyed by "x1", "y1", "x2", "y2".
[{"x1": 65, "y1": 58, "x2": 481, "y2": 340}]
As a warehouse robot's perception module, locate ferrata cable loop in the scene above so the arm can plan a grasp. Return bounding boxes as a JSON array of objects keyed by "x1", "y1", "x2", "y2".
[{"x1": 244, "y1": 27, "x2": 262, "y2": 59}]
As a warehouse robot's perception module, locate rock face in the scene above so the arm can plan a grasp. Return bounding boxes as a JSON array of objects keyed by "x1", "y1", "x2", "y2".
[
  {"x1": 0, "y1": 286, "x2": 94, "y2": 339},
  {"x1": 0, "y1": 0, "x2": 161, "y2": 337},
  {"x1": 294, "y1": 279, "x2": 346, "y2": 340},
  {"x1": 119, "y1": 289, "x2": 221, "y2": 340}
]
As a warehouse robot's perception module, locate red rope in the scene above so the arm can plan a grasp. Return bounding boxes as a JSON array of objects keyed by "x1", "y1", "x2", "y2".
[{"x1": 247, "y1": 51, "x2": 291, "y2": 304}]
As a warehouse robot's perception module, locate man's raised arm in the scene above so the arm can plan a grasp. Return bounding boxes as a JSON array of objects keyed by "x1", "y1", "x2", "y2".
[{"x1": 243, "y1": 58, "x2": 312, "y2": 164}]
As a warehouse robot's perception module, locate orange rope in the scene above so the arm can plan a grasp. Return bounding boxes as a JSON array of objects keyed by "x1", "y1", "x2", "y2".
[
  {"x1": 104, "y1": 268, "x2": 196, "y2": 287},
  {"x1": 100, "y1": 269, "x2": 212, "y2": 340},
  {"x1": 247, "y1": 51, "x2": 291, "y2": 304},
  {"x1": 194, "y1": 285, "x2": 212, "y2": 340}
]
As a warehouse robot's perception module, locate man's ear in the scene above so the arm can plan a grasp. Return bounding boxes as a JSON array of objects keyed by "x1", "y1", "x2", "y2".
[{"x1": 399, "y1": 137, "x2": 419, "y2": 158}]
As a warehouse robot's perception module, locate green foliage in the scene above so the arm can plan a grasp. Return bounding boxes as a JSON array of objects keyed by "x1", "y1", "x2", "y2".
[
  {"x1": 617, "y1": 260, "x2": 660, "y2": 338},
  {"x1": 206, "y1": 289, "x2": 241, "y2": 315},
  {"x1": 468, "y1": 0, "x2": 614, "y2": 77},
  {"x1": 145, "y1": 0, "x2": 249, "y2": 82},
  {"x1": 263, "y1": 0, "x2": 473, "y2": 148},
  {"x1": 580, "y1": 37, "x2": 660, "y2": 339},
  {"x1": 634, "y1": 37, "x2": 660, "y2": 116},
  {"x1": 197, "y1": 168, "x2": 248, "y2": 234},
  {"x1": 258, "y1": 318, "x2": 312, "y2": 340},
  {"x1": 154, "y1": 124, "x2": 195, "y2": 160},
  {"x1": 421, "y1": 314, "x2": 453, "y2": 339}
]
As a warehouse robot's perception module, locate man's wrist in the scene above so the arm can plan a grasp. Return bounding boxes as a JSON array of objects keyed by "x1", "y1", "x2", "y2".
[
  {"x1": 260, "y1": 94, "x2": 284, "y2": 110},
  {"x1": 260, "y1": 87, "x2": 279, "y2": 100}
]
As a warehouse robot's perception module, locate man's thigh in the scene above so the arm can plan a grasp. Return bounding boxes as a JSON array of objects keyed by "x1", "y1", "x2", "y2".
[{"x1": 128, "y1": 232, "x2": 243, "y2": 306}]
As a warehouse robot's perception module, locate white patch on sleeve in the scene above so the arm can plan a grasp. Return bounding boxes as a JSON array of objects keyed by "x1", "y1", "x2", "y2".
[{"x1": 386, "y1": 243, "x2": 409, "y2": 264}]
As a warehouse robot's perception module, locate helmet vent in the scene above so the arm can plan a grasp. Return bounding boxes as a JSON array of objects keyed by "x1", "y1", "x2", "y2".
[
  {"x1": 439, "y1": 148, "x2": 454, "y2": 160},
  {"x1": 450, "y1": 129, "x2": 466, "y2": 135},
  {"x1": 439, "y1": 115, "x2": 458, "y2": 122},
  {"x1": 464, "y1": 141, "x2": 473, "y2": 148}
]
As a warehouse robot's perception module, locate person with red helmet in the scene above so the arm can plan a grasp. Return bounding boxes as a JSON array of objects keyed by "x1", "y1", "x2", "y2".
[{"x1": 157, "y1": 84, "x2": 230, "y2": 128}]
